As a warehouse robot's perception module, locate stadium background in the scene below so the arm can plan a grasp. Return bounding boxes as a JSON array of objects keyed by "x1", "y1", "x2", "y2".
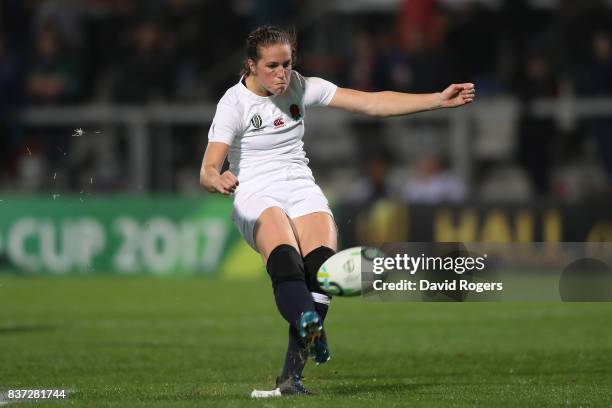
[
  {"x1": 1, "y1": 1, "x2": 612, "y2": 406},
  {"x1": 1, "y1": 0, "x2": 611, "y2": 276}
]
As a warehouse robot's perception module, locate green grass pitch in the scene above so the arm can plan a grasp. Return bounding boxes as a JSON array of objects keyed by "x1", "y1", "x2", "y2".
[{"x1": 1, "y1": 276, "x2": 611, "y2": 407}]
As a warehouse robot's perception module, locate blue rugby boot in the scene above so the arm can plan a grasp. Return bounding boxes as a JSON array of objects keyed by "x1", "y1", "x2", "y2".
[
  {"x1": 298, "y1": 310, "x2": 321, "y2": 345},
  {"x1": 298, "y1": 311, "x2": 330, "y2": 364},
  {"x1": 311, "y1": 336, "x2": 331, "y2": 365}
]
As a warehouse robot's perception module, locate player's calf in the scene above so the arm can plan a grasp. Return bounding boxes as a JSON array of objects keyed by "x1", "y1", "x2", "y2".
[{"x1": 267, "y1": 244, "x2": 315, "y2": 329}]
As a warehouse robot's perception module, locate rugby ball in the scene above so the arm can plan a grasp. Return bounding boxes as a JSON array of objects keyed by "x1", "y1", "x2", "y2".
[{"x1": 316, "y1": 246, "x2": 384, "y2": 297}]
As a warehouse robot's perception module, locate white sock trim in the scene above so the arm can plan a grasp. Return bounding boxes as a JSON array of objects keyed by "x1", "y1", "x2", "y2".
[{"x1": 311, "y1": 292, "x2": 331, "y2": 305}]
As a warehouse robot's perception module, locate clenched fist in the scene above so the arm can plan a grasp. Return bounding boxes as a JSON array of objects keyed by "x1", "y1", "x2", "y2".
[
  {"x1": 213, "y1": 170, "x2": 239, "y2": 195},
  {"x1": 439, "y1": 83, "x2": 475, "y2": 108}
]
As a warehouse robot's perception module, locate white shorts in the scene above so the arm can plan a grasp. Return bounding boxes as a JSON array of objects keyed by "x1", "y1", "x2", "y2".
[{"x1": 231, "y1": 165, "x2": 333, "y2": 250}]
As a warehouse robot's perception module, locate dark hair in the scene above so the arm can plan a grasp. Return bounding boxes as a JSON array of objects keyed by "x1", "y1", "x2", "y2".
[{"x1": 241, "y1": 26, "x2": 297, "y2": 77}]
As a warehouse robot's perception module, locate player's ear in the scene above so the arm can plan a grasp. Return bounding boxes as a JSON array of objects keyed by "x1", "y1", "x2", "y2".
[{"x1": 247, "y1": 58, "x2": 257, "y2": 75}]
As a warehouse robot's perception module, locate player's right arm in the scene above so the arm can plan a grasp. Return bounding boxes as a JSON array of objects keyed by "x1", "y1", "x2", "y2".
[{"x1": 200, "y1": 142, "x2": 239, "y2": 195}]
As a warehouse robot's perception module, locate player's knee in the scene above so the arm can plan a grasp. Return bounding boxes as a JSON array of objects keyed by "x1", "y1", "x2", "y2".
[
  {"x1": 303, "y1": 246, "x2": 336, "y2": 294},
  {"x1": 266, "y1": 244, "x2": 305, "y2": 289}
]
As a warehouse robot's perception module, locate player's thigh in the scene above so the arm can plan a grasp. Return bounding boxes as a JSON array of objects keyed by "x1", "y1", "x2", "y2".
[
  {"x1": 291, "y1": 212, "x2": 337, "y2": 256},
  {"x1": 254, "y1": 206, "x2": 300, "y2": 264}
]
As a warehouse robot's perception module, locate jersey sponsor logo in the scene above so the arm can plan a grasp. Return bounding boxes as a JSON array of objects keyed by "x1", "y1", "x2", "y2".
[
  {"x1": 250, "y1": 114, "x2": 263, "y2": 129},
  {"x1": 273, "y1": 118, "x2": 285, "y2": 128},
  {"x1": 290, "y1": 104, "x2": 301, "y2": 120}
]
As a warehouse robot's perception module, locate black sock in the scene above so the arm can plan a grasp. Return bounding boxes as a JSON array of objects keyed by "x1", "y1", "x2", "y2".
[
  {"x1": 271, "y1": 245, "x2": 334, "y2": 380},
  {"x1": 266, "y1": 245, "x2": 315, "y2": 330},
  {"x1": 281, "y1": 325, "x2": 309, "y2": 379},
  {"x1": 273, "y1": 280, "x2": 315, "y2": 329},
  {"x1": 311, "y1": 293, "x2": 330, "y2": 345},
  {"x1": 314, "y1": 301, "x2": 329, "y2": 321},
  {"x1": 304, "y1": 246, "x2": 336, "y2": 344},
  {"x1": 280, "y1": 293, "x2": 330, "y2": 380}
]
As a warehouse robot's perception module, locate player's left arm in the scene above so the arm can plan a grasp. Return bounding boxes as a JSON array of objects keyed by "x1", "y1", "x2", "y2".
[{"x1": 328, "y1": 83, "x2": 475, "y2": 117}]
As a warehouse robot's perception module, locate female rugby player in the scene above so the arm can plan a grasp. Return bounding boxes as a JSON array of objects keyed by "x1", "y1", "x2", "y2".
[{"x1": 200, "y1": 26, "x2": 475, "y2": 396}]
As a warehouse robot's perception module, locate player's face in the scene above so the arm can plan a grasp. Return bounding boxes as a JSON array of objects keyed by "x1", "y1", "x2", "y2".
[{"x1": 252, "y1": 43, "x2": 292, "y2": 95}]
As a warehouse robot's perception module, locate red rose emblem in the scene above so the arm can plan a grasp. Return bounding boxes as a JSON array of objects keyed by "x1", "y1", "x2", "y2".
[{"x1": 290, "y1": 104, "x2": 301, "y2": 120}]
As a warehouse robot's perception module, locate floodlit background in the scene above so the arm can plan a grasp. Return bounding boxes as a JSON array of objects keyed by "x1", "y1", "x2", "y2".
[{"x1": 2, "y1": 0, "x2": 612, "y2": 199}]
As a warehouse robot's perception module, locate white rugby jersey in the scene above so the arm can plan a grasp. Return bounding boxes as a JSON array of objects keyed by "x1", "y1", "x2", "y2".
[{"x1": 207, "y1": 71, "x2": 337, "y2": 181}]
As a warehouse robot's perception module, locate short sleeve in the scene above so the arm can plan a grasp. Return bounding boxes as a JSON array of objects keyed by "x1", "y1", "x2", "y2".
[
  {"x1": 207, "y1": 101, "x2": 241, "y2": 145},
  {"x1": 303, "y1": 76, "x2": 338, "y2": 107}
]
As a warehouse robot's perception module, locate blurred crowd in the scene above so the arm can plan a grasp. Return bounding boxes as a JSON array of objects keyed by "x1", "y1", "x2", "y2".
[
  {"x1": 2, "y1": 0, "x2": 611, "y2": 104},
  {"x1": 1, "y1": 0, "x2": 612, "y2": 201},
  {"x1": 0, "y1": 0, "x2": 253, "y2": 106}
]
